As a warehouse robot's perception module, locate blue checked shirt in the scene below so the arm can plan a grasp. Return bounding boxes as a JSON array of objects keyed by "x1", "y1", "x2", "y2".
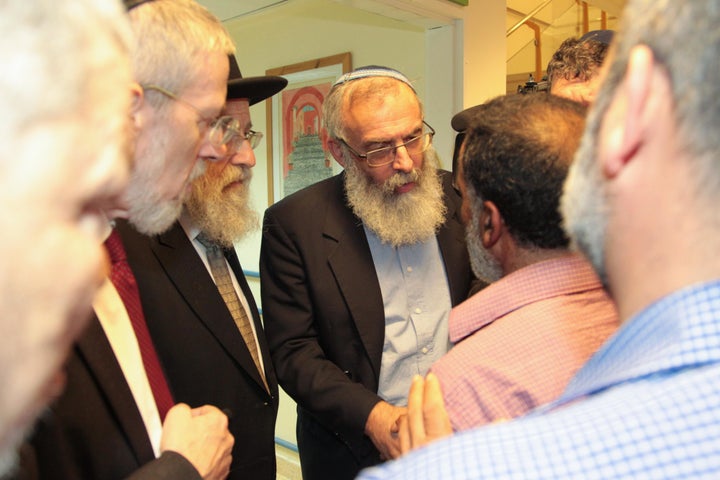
[{"x1": 358, "y1": 279, "x2": 720, "y2": 479}]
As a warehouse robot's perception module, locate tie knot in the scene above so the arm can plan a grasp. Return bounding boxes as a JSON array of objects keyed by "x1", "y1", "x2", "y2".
[
  {"x1": 104, "y1": 229, "x2": 127, "y2": 264},
  {"x1": 196, "y1": 232, "x2": 220, "y2": 252}
]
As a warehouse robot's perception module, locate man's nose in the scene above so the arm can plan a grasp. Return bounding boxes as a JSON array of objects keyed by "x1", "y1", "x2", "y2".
[
  {"x1": 392, "y1": 145, "x2": 414, "y2": 172},
  {"x1": 229, "y1": 140, "x2": 257, "y2": 168}
]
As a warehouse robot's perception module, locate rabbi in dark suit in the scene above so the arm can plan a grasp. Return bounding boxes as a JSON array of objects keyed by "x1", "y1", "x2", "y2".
[
  {"x1": 118, "y1": 59, "x2": 287, "y2": 480},
  {"x1": 260, "y1": 66, "x2": 477, "y2": 480}
]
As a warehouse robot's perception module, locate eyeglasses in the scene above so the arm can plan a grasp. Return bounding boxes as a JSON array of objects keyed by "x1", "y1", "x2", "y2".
[
  {"x1": 225, "y1": 128, "x2": 264, "y2": 153},
  {"x1": 338, "y1": 121, "x2": 435, "y2": 168},
  {"x1": 142, "y1": 84, "x2": 240, "y2": 152}
]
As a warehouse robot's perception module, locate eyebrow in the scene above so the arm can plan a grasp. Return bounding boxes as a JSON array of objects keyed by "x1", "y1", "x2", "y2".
[{"x1": 362, "y1": 123, "x2": 424, "y2": 148}]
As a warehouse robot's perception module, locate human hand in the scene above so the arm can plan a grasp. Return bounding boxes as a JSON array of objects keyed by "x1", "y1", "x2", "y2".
[
  {"x1": 399, "y1": 373, "x2": 452, "y2": 454},
  {"x1": 160, "y1": 403, "x2": 234, "y2": 480},
  {"x1": 364, "y1": 401, "x2": 408, "y2": 460}
]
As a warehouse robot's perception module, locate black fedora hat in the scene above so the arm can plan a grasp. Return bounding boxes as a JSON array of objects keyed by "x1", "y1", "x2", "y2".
[
  {"x1": 123, "y1": 0, "x2": 154, "y2": 11},
  {"x1": 228, "y1": 55, "x2": 287, "y2": 105}
]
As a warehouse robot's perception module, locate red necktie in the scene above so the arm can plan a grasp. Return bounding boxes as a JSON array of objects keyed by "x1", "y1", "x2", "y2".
[{"x1": 104, "y1": 229, "x2": 174, "y2": 421}]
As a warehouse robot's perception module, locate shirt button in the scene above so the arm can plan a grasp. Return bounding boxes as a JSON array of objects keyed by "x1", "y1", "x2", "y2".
[
  {"x1": 407, "y1": 266, "x2": 413, "y2": 273},
  {"x1": 421, "y1": 347, "x2": 429, "y2": 354},
  {"x1": 415, "y1": 307, "x2": 422, "y2": 314}
]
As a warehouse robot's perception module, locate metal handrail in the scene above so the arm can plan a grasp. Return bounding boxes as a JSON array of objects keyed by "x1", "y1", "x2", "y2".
[{"x1": 506, "y1": 0, "x2": 553, "y2": 37}]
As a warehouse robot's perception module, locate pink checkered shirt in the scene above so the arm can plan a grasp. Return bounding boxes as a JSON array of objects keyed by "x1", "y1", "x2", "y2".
[{"x1": 430, "y1": 254, "x2": 618, "y2": 431}]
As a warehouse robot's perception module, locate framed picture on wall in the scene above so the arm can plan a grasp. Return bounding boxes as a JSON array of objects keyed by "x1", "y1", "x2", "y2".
[{"x1": 265, "y1": 52, "x2": 352, "y2": 204}]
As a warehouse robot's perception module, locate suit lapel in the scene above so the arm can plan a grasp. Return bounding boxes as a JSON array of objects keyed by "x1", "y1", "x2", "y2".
[
  {"x1": 151, "y1": 223, "x2": 270, "y2": 395},
  {"x1": 75, "y1": 318, "x2": 155, "y2": 464},
  {"x1": 323, "y1": 175, "x2": 386, "y2": 376}
]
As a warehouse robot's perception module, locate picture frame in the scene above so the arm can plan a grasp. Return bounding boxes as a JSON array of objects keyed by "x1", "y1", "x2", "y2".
[{"x1": 265, "y1": 52, "x2": 352, "y2": 204}]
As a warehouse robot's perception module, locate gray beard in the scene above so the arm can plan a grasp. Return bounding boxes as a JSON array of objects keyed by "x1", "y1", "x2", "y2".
[
  {"x1": 561, "y1": 104, "x2": 609, "y2": 286},
  {"x1": 465, "y1": 201, "x2": 503, "y2": 283},
  {"x1": 184, "y1": 164, "x2": 259, "y2": 249},
  {"x1": 125, "y1": 155, "x2": 205, "y2": 236},
  {"x1": 125, "y1": 183, "x2": 183, "y2": 236},
  {"x1": 343, "y1": 148, "x2": 446, "y2": 247}
]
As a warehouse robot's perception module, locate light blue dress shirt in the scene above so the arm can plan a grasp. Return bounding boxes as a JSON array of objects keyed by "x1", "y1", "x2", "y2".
[
  {"x1": 359, "y1": 279, "x2": 720, "y2": 479},
  {"x1": 365, "y1": 226, "x2": 452, "y2": 406}
]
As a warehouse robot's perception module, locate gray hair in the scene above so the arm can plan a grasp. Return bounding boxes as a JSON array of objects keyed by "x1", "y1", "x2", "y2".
[
  {"x1": 129, "y1": 0, "x2": 235, "y2": 99},
  {"x1": 322, "y1": 75, "x2": 424, "y2": 142},
  {"x1": 593, "y1": 0, "x2": 720, "y2": 203},
  {"x1": 0, "y1": 0, "x2": 132, "y2": 159}
]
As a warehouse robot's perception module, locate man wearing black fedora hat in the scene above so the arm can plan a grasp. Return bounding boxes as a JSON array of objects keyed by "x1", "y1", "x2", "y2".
[{"x1": 117, "y1": 55, "x2": 287, "y2": 480}]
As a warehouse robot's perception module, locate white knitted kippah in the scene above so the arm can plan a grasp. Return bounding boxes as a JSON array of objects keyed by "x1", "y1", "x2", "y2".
[{"x1": 331, "y1": 65, "x2": 415, "y2": 91}]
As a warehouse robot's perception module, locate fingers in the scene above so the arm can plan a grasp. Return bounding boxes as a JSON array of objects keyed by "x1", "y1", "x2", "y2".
[
  {"x1": 402, "y1": 373, "x2": 453, "y2": 454},
  {"x1": 159, "y1": 403, "x2": 234, "y2": 479},
  {"x1": 190, "y1": 404, "x2": 222, "y2": 417},
  {"x1": 422, "y1": 373, "x2": 452, "y2": 440},
  {"x1": 387, "y1": 405, "x2": 407, "y2": 459},
  {"x1": 163, "y1": 403, "x2": 190, "y2": 426},
  {"x1": 398, "y1": 413, "x2": 411, "y2": 454},
  {"x1": 406, "y1": 375, "x2": 428, "y2": 450}
]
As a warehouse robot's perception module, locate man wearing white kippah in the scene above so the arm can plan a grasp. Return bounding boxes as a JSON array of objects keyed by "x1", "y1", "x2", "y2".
[{"x1": 260, "y1": 65, "x2": 479, "y2": 480}]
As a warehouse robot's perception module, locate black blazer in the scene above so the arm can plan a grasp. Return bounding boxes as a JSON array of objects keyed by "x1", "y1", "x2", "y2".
[
  {"x1": 22, "y1": 317, "x2": 201, "y2": 480},
  {"x1": 118, "y1": 220, "x2": 279, "y2": 480},
  {"x1": 260, "y1": 171, "x2": 475, "y2": 480}
]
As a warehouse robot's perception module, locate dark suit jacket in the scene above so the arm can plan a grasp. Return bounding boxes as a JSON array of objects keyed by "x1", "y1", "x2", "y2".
[
  {"x1": 22, "y1": 317, "x2": 201, "y2": 480},
  {"x1": 117, "y1": 220, "x2": 279, "y2": 480},
  {"x1": 259, "y1": 171, "x2": 475, "y2": 480}
]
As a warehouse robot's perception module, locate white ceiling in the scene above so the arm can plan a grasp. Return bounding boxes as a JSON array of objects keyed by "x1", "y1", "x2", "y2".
[
  {"x1": 197, "y1": 0, "x2": 287, "y2": 21},
  {"x1": 197, "y1": 0, "x2": 625, "y2": 27}
]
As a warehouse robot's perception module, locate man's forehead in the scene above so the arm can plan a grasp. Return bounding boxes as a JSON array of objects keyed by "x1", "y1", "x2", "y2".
[
  {"x1": 224, "y1": 98, "x2": 250, "y2": 115},
  {"x1": 179, "y1": 52, "x2": 229, "y2": 106}
]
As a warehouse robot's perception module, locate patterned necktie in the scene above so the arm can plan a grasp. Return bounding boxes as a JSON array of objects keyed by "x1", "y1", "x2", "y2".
[
  {"x1": 197, "y1": 233, "x2": 269, "y2": 392},
  {"x1": 104, "y1": 229, "x2": 175, "y2": 420}
]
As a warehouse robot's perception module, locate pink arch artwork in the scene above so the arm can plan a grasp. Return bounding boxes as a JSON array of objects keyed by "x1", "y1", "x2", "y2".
[{"x1": 280, "y1": 84, "x2": 329, "y2": 177}]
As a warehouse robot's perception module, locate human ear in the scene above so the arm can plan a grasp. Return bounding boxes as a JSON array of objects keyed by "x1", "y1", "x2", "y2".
[
  {"x1": 129, "y1": 82, "x2": 144, "y2": 130},
  {"x1": 481, "y1": 201, "x2": 503, "y2": 249},
  {"x1": 602, "y1": 45, "x2": 656, "y2": 179},
  {"x1": 327, "y1": 137, "x2": 346, "y2": 167}
]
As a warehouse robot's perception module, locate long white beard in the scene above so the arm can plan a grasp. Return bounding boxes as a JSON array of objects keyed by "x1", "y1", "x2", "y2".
[
  {"x1": 344, "y1": 148, "x2": 446, "y2": 247},
  {"x1": 184, "y1": 164, "x2": 259, "y2": 249}
]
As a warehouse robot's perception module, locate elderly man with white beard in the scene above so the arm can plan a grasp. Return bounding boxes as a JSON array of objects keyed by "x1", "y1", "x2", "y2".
[
  {"x1": 358, "y1": 0, "x2": 720, "y2": 478},
  {"x1": 116, "y1": 56, "x2": 287, "y2": 480},
  {"x1": 260, "y1": 66, "x2": 478, "y2": 480}
]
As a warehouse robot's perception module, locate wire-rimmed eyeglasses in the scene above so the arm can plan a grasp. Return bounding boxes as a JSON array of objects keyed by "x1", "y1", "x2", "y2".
[
  {"x1": 337, "y1": 121, "x2": 435, "y2": 168},
  {"x1": 142, "y1": 84, "x2": 240, "y2": 154},
  {"x1": 225, "y1": 128, "x2": 264, "y2": 152}
]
